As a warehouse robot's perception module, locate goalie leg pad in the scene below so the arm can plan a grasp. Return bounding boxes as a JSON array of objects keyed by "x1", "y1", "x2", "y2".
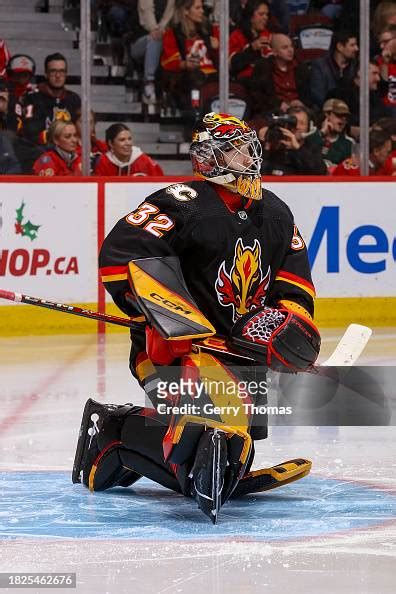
[
  {"x1": 230, "y1": 458, "x2": 312, "y2": 498},
  {"x1": 74, "y1": 399, "x2": 187, "y2": 494}
]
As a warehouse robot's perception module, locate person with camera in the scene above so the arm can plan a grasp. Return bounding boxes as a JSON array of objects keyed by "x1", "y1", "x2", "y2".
[{"x1": 258, "y1": 106, "x2": 327, "y2": 176}]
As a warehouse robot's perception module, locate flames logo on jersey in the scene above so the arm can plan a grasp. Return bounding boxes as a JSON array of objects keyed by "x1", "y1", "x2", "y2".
[
  {"x1": 215, "y1": 238, "x2": 270, "y2": 321},
  {"x1": 202, "y1": 112, "x2": 251, "y2": 141}
]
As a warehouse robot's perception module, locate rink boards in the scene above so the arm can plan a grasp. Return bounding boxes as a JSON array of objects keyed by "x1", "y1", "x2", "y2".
[{"x1": 0, "y1": 177, "x2": 395, "y2": 335}]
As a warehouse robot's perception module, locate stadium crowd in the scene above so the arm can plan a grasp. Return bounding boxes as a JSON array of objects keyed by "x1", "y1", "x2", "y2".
[{"x1": 0, "y1": 0, "x2": 396, "y2": 176}]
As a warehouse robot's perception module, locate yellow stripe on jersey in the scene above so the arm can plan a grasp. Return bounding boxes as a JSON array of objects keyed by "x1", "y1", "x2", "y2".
[
  {"x1": 279, "y1": 300, "x2": 313, "y2": 321},
  {"x1": 101, "y1": 273, "x2": 128, "y2": 283},
  {"x1": 274, "y1": 275, "x2": 316, "y2": 299}
]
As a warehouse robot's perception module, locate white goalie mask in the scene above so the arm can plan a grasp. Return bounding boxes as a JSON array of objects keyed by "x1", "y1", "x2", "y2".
[{"x1": 190, "y1": 112, "x2": 263, "y2": 200}]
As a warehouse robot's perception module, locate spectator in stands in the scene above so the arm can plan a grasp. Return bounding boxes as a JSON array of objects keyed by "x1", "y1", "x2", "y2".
[
  {"x1": 250, "y1": 32, "x2": 312, "y2": 116},
  {"x1": 22, "y1": 52, "x2": 81, "y2": 145},
  {"x1": 0, "y1": 78, "x2": 43, "y2": 173},
  {"x1": 94, "y1": 123, "x2": 164, "y2": 176},
  {"x1": 0, "y1": 130, "x2": 21, "y2": 174},
  {"x1": 73, "y1": 109, "x2": 107, "y2": 173},
  {"x1": 258, "y1": 105, "x2": 327, "y2": 175},
  {"x1": 0, "y1": 77, "x2": 20, "y2": 133},
  {"x1": 73, "y1": 109, "x2": 107, "y2": 156},
  {"x1": 0, "y1": 39, "x2": 10, "y2": 78},
  {"x1": 373, "y1": 1, "x2": 396, "y2": 40},
  {"x1": 307, "y1": 98, "x2": 355, "y2": 170},
  {"x1": 375, "y1": 23, "x2": 396, "y2": 63},
  {"x1": 161, "y1": 0, "x2": 218, "y2": 112},
  {"x1": 372, "y1": 116, "x2": 396, "y2": 174},
  {"x1": 32, "y1": 120, "x2": 82, "y2": 176},
  {"x1": 229, "y1": 0, "x2": 273, "y2": 87},
  {"x1": 2, "y1": 55, "x2": 36, "y2": 134},
  {"x1": 310, "y1": 30, "x2": 359, "y2": 109},
  {"x1": 127, "y1": 0, "x2": 175, "y2": 104},
  {"x1": 333, "y1": 128, "x2": 393, "y2": 175},
  {"x1": 377, "y1": 37, "x2": 396, "y2": 116},
  {"x1": 6, "y1": 55, "x2": 36, "y2": 101},
  {"x1": 328, "y1": 61, "x2": 387, "y2": 138}
]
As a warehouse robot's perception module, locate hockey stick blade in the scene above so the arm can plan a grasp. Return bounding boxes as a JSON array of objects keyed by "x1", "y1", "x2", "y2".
[{"x1": 321, "y1": 323, "x2": 372, "y2": 367}]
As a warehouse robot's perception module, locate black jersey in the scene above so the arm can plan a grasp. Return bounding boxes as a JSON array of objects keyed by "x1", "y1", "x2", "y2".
[
  {"x1": 21, "y1": 83, "x2": 81, "y2": 144},
  {"x1": 99, "y1": 181, "x2": 315, "y2": 336}
]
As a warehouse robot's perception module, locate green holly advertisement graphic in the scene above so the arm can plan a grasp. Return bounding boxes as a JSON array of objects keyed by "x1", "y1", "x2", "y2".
[{"x1": 15, "y1": 201, "x2": 41, "y2": 241}]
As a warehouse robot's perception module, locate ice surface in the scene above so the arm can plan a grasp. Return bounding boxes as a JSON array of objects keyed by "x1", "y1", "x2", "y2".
[{"x1": 0, "y1": 330, "x2": 395, "y2": 593}]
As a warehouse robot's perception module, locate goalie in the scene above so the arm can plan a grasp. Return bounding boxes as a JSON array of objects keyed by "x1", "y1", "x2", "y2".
[{"x1": 73, "y1": 112, "x2": 320, "y2": 523}]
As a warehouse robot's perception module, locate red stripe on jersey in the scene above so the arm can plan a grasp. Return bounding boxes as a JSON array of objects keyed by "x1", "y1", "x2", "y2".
[
  {"x1": 99, "y1": 265, "x2": 128, "y2": 276},
  {"x1": 275, "y1": 269, "x2": 315, "y2": 293}
]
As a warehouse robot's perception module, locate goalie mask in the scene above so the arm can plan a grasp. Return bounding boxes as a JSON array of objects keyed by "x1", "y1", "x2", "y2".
[{"x1": 190, "y1": 112, "x2": 263, "y2": 200}]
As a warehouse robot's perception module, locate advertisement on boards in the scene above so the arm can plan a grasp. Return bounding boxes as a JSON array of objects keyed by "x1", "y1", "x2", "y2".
[{"x1": 0, "y1": 183, "x2": 98, "y2": 305}]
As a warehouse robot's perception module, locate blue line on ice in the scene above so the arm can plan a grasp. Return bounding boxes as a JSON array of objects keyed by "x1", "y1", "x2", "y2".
[{"x1": 1, "y1": 472, "x2": 395, "y2": 540}]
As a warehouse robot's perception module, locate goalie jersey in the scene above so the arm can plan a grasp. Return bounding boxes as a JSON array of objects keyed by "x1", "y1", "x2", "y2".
[{"x1": 99, "y1": 180, "x2": 315, "y2": 335}]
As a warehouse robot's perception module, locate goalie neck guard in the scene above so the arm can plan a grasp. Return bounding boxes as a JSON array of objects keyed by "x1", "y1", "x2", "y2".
[{"x1": 190, "y1": 112, "x2": 263, "y2": 201}]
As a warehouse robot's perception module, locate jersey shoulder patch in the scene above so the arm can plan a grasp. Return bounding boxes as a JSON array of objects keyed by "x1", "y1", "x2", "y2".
[{"x1": 165, "y1": 183, "x2": 198, "y2": 202}]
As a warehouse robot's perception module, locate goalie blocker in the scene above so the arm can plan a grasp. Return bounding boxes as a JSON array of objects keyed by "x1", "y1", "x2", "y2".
[{"x1": 230, "y1": 306, "x2": 321, "y2": 371}]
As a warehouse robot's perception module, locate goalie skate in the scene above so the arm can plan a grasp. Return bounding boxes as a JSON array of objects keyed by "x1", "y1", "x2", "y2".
[
  {"x1": 72, "y1": 398, "x2": 116, "y2": 484},
  {"x1": 230, "y1": 458, "x2": 311, "y2": 498},
  {"x1": 191, "y1": 428, "x2": 228, "y2": 524}
]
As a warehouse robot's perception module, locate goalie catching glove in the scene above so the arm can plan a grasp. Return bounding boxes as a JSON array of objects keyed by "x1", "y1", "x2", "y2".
[{"x1": 229, "y1": 306, "x2": 320, "y2": 371}]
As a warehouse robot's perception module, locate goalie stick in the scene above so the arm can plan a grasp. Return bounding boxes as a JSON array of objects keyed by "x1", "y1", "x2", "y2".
[{"x1": 0, "y1": 289, "x2": 372, "y2": 366}]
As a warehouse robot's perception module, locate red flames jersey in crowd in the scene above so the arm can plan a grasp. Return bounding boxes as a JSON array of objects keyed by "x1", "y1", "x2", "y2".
[
  {"x1": 94, "y1": 150, "x2": 164, "y2": 177},
  {"x1": 99, "y1": 181, "x2": 315, "y2": 336},
  {"x1": 32, "y1": 149, "x2": 82, "y2": 176},
  {"x1": 161, "y1": 29, "x2": 217, "y2": 74},
  {"x1": 229, "y1": 29, "x2": 272, "y2": 79}
]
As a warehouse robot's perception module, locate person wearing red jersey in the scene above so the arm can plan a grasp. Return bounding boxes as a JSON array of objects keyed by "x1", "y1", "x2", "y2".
[
  {"x1": 32, "y1": 120, "x2": 81, "y2": 176},
  {"x1": 376, "y1": 37, "x2": 396, "y2": 116},
  {"x1": 229, "y1": 0, "x2": 273, "y2": 84},
  {"x1": 161, "y1": 0, "x2": 218, "y2": 119},
  {"x1": 332, "y1": 128, "x2": 392, "y2": 176},
  {"x1": 94, "y1": 123, "x2": 164, "y2": 176},
  {"x1": 73, "y1": 108, "x2": 107, "y2": 174}
]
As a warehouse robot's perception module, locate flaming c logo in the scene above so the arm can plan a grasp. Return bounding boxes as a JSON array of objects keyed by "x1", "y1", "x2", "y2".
[
  {"x1": 215, "y1": 238, "x2": 270, "y2": 321},
  {"x1": 203, "y1": 112, "x2": 250, "y2": 140}
]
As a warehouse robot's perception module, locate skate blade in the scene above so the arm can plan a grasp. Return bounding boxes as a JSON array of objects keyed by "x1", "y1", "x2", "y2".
[{"x1": 194, "y1": 429, "x2": 227, "y2": 524}]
